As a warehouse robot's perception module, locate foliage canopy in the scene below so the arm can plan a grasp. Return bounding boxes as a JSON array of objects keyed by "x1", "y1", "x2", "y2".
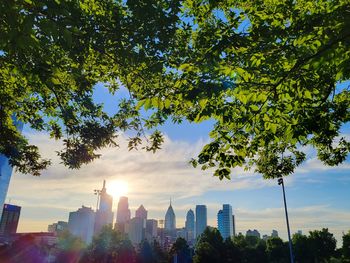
[{"x1": 1, "y1": 0, "x2": 350, "y2": 179}]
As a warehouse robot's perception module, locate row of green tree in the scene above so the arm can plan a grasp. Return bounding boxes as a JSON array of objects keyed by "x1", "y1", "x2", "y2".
[
  {"x1": 0, "y1": 226, "x2": 349, "y2": 263},
  {"x1": 194, "y1": 227, "x2": 350, "y2": 263}
]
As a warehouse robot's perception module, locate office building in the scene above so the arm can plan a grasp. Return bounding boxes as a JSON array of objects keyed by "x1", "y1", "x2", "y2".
[
  {"x1": 68, "y1": 206, "x2": 95, "y2": 244},
  {"x1": 0, "y1": 204, "x2": 21, "y2": 236},
  {"x1": 128, "y1": 217, "x2": 145, "y2": 244},
  {"x1": 48, "y1": 221, "x2": 68, "y2": 234},
  {"x1": 135, "y1": 205, "x2": 147, "y2": 221},
  {"x1": 217, "y1": 204, "x2": 233, "y2": 239},
  {"x1": 232, "y1": 215, "x2": 236, "y2": 236},
  {"x1": 165, "y1": 201, "x2": 176, "y2": 237},
  {"x1": 145, "y1": 219, "x2": 158, "y2": 240},
  {"x1": 195, "y1": 205, "x2": 207, "y2": 238},
  {"x1": 271, "y1": 230, "x2": 278, "y2": 237},
  {"x1": 94, "y1": 180, "x2": 113, "y2": 235},
  {"x1": 185, "y1": 209, "x2": 195, "y2": 242},
  {"x1": 246, "y1": 229, "x2": 261, "y2": 239},
  {"x1": 115, "y1": 196, "x2": 131, "y2": 234},
  {"x1": 0, "y1": 119, "x2": 23, "y2": 219}
]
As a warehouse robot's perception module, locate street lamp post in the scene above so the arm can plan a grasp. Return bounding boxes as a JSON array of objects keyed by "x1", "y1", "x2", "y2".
[{"x1": 278, "y1": 177, "x2": 294, "y2": 263}]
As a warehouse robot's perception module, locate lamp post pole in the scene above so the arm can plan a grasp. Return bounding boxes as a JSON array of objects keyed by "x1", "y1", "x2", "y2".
[{"x1": 278, "y1": 177, "x2": 294, "y2": 263}]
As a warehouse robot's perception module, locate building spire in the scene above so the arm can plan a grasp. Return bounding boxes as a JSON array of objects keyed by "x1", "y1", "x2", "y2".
[{"x1": 170, "y1": 197, "x2": 172, "y2": 206}]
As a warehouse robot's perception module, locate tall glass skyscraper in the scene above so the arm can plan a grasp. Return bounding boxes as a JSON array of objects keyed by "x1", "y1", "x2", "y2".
[
  {"x1": 165, "y1": 201, "x2": 176, "y2": 237},
  {"x1": 217, "y1": 204, "x2": 233, "y2": 239},
  {"x1": 115, "y1": 196, "x2": 131, "y2": 234},
  {"x1": 195, "y1": 205, "x2": 207, "y2": 238},
  {"x1": 0, "y1": 119, "x2": 23, "y2": 219},
  {"x1": 94, "y1": 180, "x2": 113, "y2": 235},
  {"x1": 185, "y1": 209, "x2": 195, "y2": 242}
]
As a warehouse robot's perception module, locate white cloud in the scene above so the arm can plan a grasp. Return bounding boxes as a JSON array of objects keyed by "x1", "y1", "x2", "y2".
[{"x1": 7, "y1": 130, "x2": 350, "y2": 246}]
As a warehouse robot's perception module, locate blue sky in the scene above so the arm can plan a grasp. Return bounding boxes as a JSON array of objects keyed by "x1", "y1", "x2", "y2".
[{"x1": 7, "y1": 82, "x2": 350, "y2": 245}]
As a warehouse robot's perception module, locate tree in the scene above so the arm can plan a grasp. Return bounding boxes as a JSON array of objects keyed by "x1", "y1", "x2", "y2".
[
  {"x1": 2, "y1": 0, "x2": 350, "y2": 179},
  {"x1": 223, "y1": 238, "x2": 242, "y2": 263},
  {"x1": 308, "y1": 228, "x2": 336, "y2": 262},
  {"x1": 193, "y1": 227, "x2": 224, "y2": 263},
  {"x1": 266, "y1": 237, "x2": 288, "y2": 263},
  {"x1": 233, "y1": 234, "x2": 267, "y2": 263},
  {"x1": 80, "y1": 226, "x2": 136, "y2": 263},
  {"x1": 131, "y1": 0, "x2": 350, "y2": 179},
  {"x1": 292, "y1": 233, "x2": 312, "y2": 263},
  {"x1": 169, "y1": 237, "x2": 192, "y2": 263},
  {"x1": 55, "y1": 230, "x2": 86, "y2": 263},
  {"x1": 342, "y1": 231, "x2": 350, "y2": 262},
  {"x1": 137, "y1": 240, "x2": 155, "y2": 263},
  {"x1": 0, "y1": 0, "x2": 181, "y2": 175}
]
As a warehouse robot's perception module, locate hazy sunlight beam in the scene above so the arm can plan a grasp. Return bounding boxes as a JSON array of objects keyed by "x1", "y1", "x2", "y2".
[{"x1": 107, "y1": 180, "x2": 129, "y2": 200}]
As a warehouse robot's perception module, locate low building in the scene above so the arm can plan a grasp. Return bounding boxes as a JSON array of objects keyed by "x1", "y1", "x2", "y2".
[
  {"x1": 48, "y1": 221, "x2": 68, "y2": 234},
  {"x1": 0, "y1": 204, "x2": 21, "y2": 236}
]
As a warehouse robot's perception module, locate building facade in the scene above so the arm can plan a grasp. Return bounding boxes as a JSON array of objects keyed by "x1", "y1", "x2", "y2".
[
  {"x1": 165, "y1": 202, "x2": 176, "y2": 237},
  {"x1": 128, "y1": 217, "x2": 145, "y2": 245},
  {"x1": 68, "y1": 206, "x2": 95, "y2": 244},
  {"x1": 0, "y1": 204, "x2": 21, "y2": 236},
  {"x1": 185, "y1": 209, "x2": 195, "y2": 243},
  {"x1": 48, "y1": 221, "x2": 68, "y2": 234},
  {"x1": 195, "y1": 205, "x2": 207, "y2": 238},
  {"x1": 217, "y1": 204, "x2": 233, "y2": 240},
  {"x1": 0, "y1": 120, "x2": 23, "y2": 220},
  {"x1": 94, "y1": 180, "x2": 113, "y2": 235},
  {"x1": 145, "y1": 219, "x2": 158, "y2": 241},
  {"x1": 135, "y1": 205, "x2": 147, "y2": 221},
  {"x1": 115, "y1": 196, "x2": 131, "y2": 234}
]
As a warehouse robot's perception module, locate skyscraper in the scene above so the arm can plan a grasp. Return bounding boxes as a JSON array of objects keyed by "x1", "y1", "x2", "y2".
[
  {"x1": 185, "y1": 209, "x2": 195, "y2": 242},
  {"x1": 145, "y1": 219, "x2": 158, "y2": 240},
  {"x1": 116, "y1": 196, "x2": 131, "y2": 234},
  {"x1": 68, "y1": 206, "x2": 95, "y2": 243},
  {"x1": 165, "y1": 200, "x2": 176, "y2": 237},
  {"x1": 0, "y1": 204, "x2": 21, "y2": 236},
  {"x1": 232, "y1": 215, "x2": 236, "y2": 237},
  {"x1": 135, "y1": 205, "x2": 147, "y2": 221},
  {"x1": 195, "y1": 205, "x2": 207, "y2": 238},
  {"x1": 0, "y1": 119, "x2": 23, "y2": 220},
  {"x1": 94, "y1": 180, "x2": 113, "y2": 235},
  {"x1": 217, "y1": 204, "x2": 233, "y2": 239},
  {"x1": 128, "y1": 217, "x2": 145, "y2": 244}
]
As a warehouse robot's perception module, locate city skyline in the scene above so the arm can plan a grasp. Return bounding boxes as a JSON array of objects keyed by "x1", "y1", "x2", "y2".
[{"x1": 4, "y1": 83, "x2": 350, "y2": 243}]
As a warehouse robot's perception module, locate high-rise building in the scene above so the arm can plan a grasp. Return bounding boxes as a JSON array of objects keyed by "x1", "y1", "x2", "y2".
[
  {"x1": 217, "y1": 204, "x2": 233, "y2": 240},
  {"x1": 195, "y1": 205, "x2": 207, "y2": 238},
  {"x1": 165, "y1": 200, "x2": 176, "y2": 237},
  {"x1": 0, "y1": 204, "x2": 21, "y2": 236},
  {"x1": 128, "y1": 217, "x2": 145, "y2": 244},
  {"x1": 48, "y1": 221, "x2": 68, "y2": 234},
  {"x1": 185, "y1": 209, "x2": 195, "y2": 242},
  {"x1": 135, "y1": 205, "x2": 147, "y2": 221},
  {"x1": 115, "y1": 196, "x2": 131, "y2": 234},
  {"x1": 246, "y1": 229, "x2": 261, "y2": 239},
  {"x1": 94, "y1": 180, "x2": 113, "y2": 235},
  {"x1": 0, "y1": 119, "x2": 23, "y2": 220},
  {"x1": 271, "y1": 230, "x2": 279, "y2": 237},
  {"x1": 232, "y1": 215, "x2": 236, "y2": 237},
  {"x1": 145, "y1": 219, "x2": 158, "y2": 241},
  {"x1": 68, "y1": 206, "x2": 95, "y2": 244}
]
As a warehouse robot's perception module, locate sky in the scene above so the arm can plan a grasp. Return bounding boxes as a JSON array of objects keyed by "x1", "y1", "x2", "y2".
[{"x1": 6, "y1": 83, "x2": 350, "y2": 245}]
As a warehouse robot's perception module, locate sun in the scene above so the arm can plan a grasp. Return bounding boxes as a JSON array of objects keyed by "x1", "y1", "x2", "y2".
[{"x1": 107, "y1": 180, "x2": 129, "y2": 200}]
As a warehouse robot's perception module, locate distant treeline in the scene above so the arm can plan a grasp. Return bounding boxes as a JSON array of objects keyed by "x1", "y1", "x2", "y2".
[{"x1": 0, "y1": 226, "x2": 349, "y2": 263}]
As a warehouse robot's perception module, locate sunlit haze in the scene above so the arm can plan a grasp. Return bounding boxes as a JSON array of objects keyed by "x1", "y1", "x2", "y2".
[{"x1": 107, "y1": 180, "x2": 129, "y2": 201}]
